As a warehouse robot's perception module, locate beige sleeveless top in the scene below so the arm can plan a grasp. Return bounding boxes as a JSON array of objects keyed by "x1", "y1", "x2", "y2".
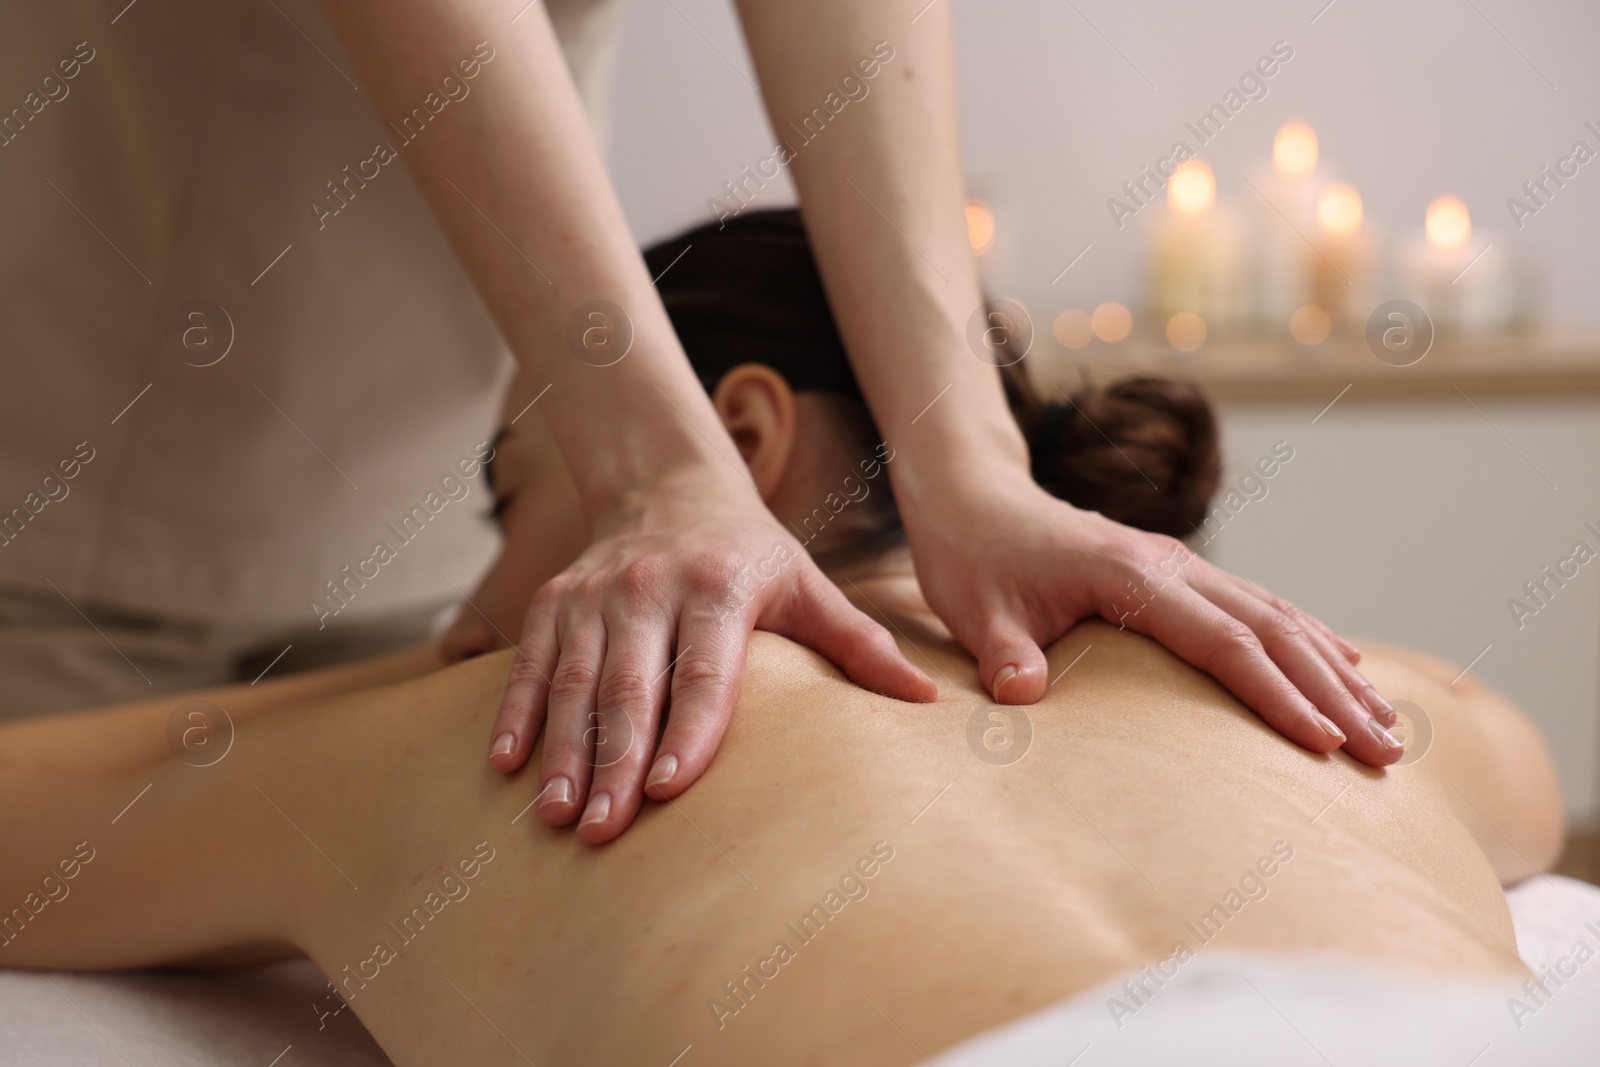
[{"x1": 0, "y1": 0, "x2": 628, "y2": 626}]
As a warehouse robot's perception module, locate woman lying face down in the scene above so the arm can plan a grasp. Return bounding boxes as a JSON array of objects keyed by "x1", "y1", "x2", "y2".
[
  {"x1": 449, "y1": 209, "x2": 1410, "y2": 847},
  {"x1": 0, "y1": 213, "x2": 1565, "y2": 1066}
]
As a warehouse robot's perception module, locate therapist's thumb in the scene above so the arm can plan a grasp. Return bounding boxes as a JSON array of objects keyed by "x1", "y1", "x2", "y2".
[{"x1": 973, "y1": 616, "x2": 1049, "y2": 705}]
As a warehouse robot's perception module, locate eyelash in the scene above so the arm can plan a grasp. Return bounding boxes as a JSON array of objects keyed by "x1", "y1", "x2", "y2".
[{"x1": 482, "y1": 427, "x2": 511, "y2": 523}]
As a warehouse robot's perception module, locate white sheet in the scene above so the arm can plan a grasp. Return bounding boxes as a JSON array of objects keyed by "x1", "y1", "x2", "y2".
[
  {"x1": 2, "y1": 875, "x2": 1597, "y2": 1065},
  {"x1": 0, "y1": 958, "x2": 389, "y2": 1066},
  {"x1": 929, "y1": 874, "x2": 1600, "y2": 1066}
]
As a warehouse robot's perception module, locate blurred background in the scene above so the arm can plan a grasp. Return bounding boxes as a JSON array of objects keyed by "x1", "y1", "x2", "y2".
[{"x1": 601, "y1": 0, "x2": 1600, "y2": 848}]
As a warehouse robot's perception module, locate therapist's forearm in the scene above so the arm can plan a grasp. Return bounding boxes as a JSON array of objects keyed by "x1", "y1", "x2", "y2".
[
  {"x1": 320, "y1": 0, "x2": 741, "y2": 518},
  {"x1": 734, "y1": 0, "x2": 1030, "y2": 494}
]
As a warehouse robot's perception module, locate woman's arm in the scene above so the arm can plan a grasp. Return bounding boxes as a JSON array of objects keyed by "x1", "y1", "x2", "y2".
[
  {"x1": 734, "y1": 0, "x2": 1401, "y2": 767},
  {"x1": 0, "y1": 643, "x2": 443, "y2": 774},
  {"x1": 0, "y1": 651, "x2": 522, "y2": 974},
  {"x1": 0, "y1": 744, "x2": 300, "y2": 971}
]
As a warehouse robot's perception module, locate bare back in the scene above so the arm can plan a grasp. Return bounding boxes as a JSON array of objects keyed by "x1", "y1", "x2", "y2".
[{"x1": 0, "y1": 616, "x2": 1554, "y2": 1066}]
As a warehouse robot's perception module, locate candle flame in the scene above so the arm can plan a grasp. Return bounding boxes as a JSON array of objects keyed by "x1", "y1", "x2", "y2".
[
  {"x1": 1273, "y1": 122, "x2": 1318, "y2": 177},
  {"x1": 1317, "y1": 183, "x2": 1363, "y2": 235},
  {"x1": 1168, "y1": 161, "x2": 1215, "y2": 216},
  {"x1": 1425, "y1": 196, "x2": 1471, "y2": 250}
]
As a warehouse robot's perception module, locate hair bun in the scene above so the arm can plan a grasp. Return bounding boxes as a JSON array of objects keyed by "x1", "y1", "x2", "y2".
[{"x1": 1023, "y1": 375, "x2": 1220, "y2": 538}]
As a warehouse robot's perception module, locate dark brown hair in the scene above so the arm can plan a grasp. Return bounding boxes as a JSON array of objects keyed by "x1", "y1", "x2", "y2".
[
  {"x1": 645, "y1": 209, "x2": 1220, "y2": 542},
  {"x1": 1000, "y1": 365, "x2": 1220, "y2": 538}
]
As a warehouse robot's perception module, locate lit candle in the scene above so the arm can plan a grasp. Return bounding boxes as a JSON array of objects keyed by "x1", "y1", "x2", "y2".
[
  {"x1": 1396, "y1": 196, "x2": 1513, "y2": 335},
  {"x1": 1242, "y1": 122, "x2": 1319, "y2": 332},
  {"x1": 1308, "y1": 181, "x2": 1373, "y2": 334},
  {"x1": 1148, "y1": 160, "x2": 1241, "y2": 339}
]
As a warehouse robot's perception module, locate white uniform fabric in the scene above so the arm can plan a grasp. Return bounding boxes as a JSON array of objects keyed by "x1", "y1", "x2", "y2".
[
  {"x1": 1, "y1": 875, "x2": 1595, "y2": 1065},
  {"x1": 0, "y1": 0, "x2": 626, "y2": 630}
]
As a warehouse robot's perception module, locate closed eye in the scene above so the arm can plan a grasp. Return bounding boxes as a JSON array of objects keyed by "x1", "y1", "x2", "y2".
[{"x1": 482, "y1": 427, "x2": 512, "y2": 523}]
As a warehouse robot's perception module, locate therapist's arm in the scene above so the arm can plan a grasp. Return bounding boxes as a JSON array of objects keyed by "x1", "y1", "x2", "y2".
[
  {"x1": 317, "y1": 0, "x2": 934, "y2": 844},
  {"x1": 733, "y1": 0, "x2": 1404, "y2": 766}
]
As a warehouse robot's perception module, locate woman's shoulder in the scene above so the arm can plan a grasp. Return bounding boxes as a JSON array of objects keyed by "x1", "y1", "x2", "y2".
[{"x1": 737, "y1": 617, "x2": 1214, "y2": 728}]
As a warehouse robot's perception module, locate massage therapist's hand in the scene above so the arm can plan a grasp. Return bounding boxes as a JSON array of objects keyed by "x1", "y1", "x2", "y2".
[
  {"x1": 904, "y1": 466, "x2": 1404, "y2": 768},
  {"x1": 486, "y1": 469, "x2": 936, "y2": 845},
  {"x1": 321, "y1": 0, "x2": 932, "y2": 845}
]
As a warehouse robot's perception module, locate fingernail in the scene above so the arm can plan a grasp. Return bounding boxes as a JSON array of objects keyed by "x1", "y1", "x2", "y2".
[
  {"x1": 1314, "y1": 713, "x2": 1346, "y2": 744},
  {"x1": 538, "y1": 776, "x2": 573, "y2": 808},
  {"x1": 993, "y1": 663, "x2": 1020, "y2": 701},
  {"x1": 647, "y1": 754, "x2": 678, "y2": 791},
  {"x1": 1366, "y1": 717, "x2": 1403, "y2": 750},
  {"x1": 579, "y1": 790, "x2": 611, "y2": 828},
  {"x1": 489, "y1": 732, "x2": 515, "y2": 759}
]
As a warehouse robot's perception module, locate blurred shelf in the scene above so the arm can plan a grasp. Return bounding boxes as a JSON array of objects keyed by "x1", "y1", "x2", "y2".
[{"x1": 1037, "y1": 337, "x2": 1600, "y2": 404}]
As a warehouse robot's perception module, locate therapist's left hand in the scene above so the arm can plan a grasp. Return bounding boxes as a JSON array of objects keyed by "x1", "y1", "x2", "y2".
[{"x1": 902, "y1": 463, "x2": 1404, "y2": 768}]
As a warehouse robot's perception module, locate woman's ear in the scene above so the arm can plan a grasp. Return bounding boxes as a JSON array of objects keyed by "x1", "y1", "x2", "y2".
[{"x1": 710, "y1": 363, "x2": 797, "y2": 500}]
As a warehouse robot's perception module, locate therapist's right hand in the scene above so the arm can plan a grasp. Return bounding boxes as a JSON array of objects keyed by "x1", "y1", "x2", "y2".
[{"x1": 484, "y1": 468, "x2": 936, "y2": 845}]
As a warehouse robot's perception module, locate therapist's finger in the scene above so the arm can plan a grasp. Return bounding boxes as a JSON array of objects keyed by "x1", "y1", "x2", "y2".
[
  {"x1": 1116, "y1": 582, "x2": 1352, "y2": 758},
  {"x1": 1229, "y1": 571, "x2": 1368, "y2": 673},
  {"x1": 1298, "y1": 620, "x2": 1392, "y2": 728},
  {"x1": 1229, "y1": 574, "x2": 1391, "y2": 724},
  {"x1": 643, "y1": 598, "x2": 748, "y2": 803},
  {"x1": 776, "y1": 567, "x2": 937, "y2": 703},
  {"x1": 535, "y1": 618, "x2": 607, "y2": 826},
  {"x1": 967, "y1": 608, "x2": 1049, "y2": 705},
  {"x1": 575, "y1": 612, "x2": 673, "y2": 845},
  {"x1": 645, "y1": 566, "x2": 936, "y2": 805},
  {"x1": 1311, "y1": 612, "x2": 1363, "y2": 666},
  {"x1": 1188, "y1": 572, "x2": 1403, "y2": 768},
  {"x1": 1290, "y1": 611, "x2": 1363, "y2": 667},
  {"x1": 487, "y1": 589, "x2": 561, "y2": 773}
]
